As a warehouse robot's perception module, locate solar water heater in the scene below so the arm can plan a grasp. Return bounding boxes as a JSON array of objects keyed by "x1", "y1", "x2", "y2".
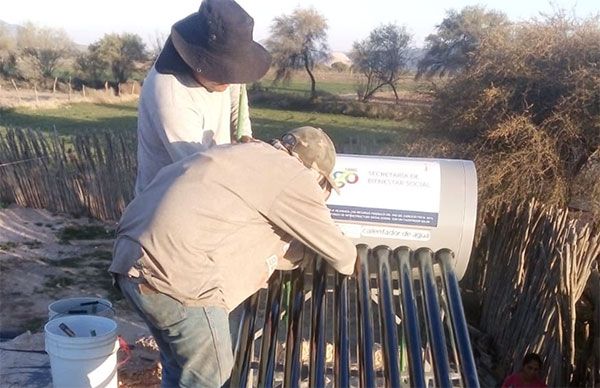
[{"x1": 231, "y1": 155, "x2": 480, "y2": 387}]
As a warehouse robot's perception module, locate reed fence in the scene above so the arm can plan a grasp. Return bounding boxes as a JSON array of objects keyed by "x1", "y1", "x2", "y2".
[
  {"x1": 464, "y1": 200, "x2": 600, "y2": 386},
  {"x1": 0, "y1": 128, "x2": 136, "y2": 221}
]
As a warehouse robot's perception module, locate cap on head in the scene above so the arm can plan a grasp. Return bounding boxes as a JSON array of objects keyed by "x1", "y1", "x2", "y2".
[
  {"x1": 156, "y1": 0, "x2": 271, "y2": 83},
  {"x1": 280, "y1": 126, "x2": 339, "y2": 193}
]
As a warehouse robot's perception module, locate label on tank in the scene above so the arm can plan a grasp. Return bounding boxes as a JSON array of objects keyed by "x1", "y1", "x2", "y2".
[
  {"x1": 327, "y1": 156, "x2": 440, "y2": 227},
  {"x1": 337, "y1": 223, "x2": 432, "y2": 241}
]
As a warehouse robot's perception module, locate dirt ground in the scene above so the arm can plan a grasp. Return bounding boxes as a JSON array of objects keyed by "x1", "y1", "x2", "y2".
[{"x1": 0, "y1": 205, "x2": 161, "y2": 386}]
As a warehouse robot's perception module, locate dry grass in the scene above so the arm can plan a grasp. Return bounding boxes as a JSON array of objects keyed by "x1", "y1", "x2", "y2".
[
  {"x1": 0, "y1": 87, "x2": 138, "y2": 109},
  {"x1": 474, "y1": 116, "x2": 568, "y2": 212}
]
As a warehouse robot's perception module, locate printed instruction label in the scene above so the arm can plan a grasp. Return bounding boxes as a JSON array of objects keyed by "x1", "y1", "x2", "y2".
[
  {"x1": 338, "y1": 223, "x2": 432, "y2": 241},
  {"x1": 327, "y1": 156, "x2": 441, "y2": 227}
]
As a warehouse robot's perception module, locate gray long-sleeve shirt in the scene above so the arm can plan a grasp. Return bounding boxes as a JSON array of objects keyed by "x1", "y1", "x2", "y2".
[
  {"x1": 110, "y1": 142, "x2": 356, "y2": 311},
  {"x1": 135, "y1": 66, "x2": 252, "y2": 195}
]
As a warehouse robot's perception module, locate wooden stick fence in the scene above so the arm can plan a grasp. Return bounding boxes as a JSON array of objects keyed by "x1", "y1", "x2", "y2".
[
  {"x1": 0, "y1": 128, "x2": 136, "y2": 221},
  {"x1": 0, "y1": 129, "x2": 386, "y2": 221},
  {"x1": 466, "y1": 200, "x2": 599, "y2": 386}
]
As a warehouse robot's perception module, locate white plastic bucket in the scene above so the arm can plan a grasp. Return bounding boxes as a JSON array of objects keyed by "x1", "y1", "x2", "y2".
[
  {"x1": 48, "y1": 297, "x2": 114, "y2": 319},
  {"x1": 45, "y1": 315, "x2": 119, "y2": 388}
]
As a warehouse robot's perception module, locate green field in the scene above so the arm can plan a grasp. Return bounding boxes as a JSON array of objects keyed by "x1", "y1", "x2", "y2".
[
  {"x1": 0, "y1": 100, "x2": 417, "y2": 149},
  {"x1": 260, "y1": 80, "x2": 357, "y2": 96},
  {"x1": 259, "y1": 70, "x2": 433, "y2": 96},
  {"x1": 0, "y1": 102, "x2": 138, "y2": 136},
  {"x1": 251, "y1": 107, "x2": 416, "y2": 145},
  {"x1": 0, "y1": 70, "x2": 428, "y2": 155}
]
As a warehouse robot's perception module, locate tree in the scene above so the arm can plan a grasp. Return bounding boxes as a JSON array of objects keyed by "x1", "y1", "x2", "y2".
[
  {"x1": 16, "y1": 22, "x2": 75, "y2": 80},
  {"x1": 84, "y1": 33, "x2": 147, "y2": 94},
  {"x1": 266, "y1": 8, "x2": 329, "y2": 99},
  {"x1": 0, "y1": 24, "x2": 19, "y2": 79},
  {"x1": 350, "y1": 24, "x2": 411, "y2": 102},
  {"x1": 416, "y1": 6, "x2": 508, "y2": 78},
  {"x1": 75, "y1": 51, "x2": 110, "y2": 86},
  {"x1": 148, "y1": 31, "x2": 167, "y2": 62}
]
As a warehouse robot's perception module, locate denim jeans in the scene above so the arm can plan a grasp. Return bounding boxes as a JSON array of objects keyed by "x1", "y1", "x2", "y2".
[
  {"x1": 228, "y1": 303, "x2": 244, "y2": 351},
  {"x1": 117, "y1": 276, "x2": 233, "y2": 387}
]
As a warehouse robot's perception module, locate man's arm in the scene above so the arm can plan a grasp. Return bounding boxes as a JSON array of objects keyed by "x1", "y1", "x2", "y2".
[
  {"x1": 152, "y1": 101, "x2": 210, "y2": 162},
  {"x1": 267, "y1": 172, "x2": 356, "y2": 275}
]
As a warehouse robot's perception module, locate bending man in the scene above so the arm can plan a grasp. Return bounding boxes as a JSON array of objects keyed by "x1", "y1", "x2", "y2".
[{"x1": 110, "y1": 126, "x2": 357, "y2": 386}]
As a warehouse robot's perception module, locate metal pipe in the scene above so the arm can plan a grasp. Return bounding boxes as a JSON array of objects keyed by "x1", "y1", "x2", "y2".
[
  {"x1": 394, "y1": 247, "x2": 426, "y2": 387},
  {"x1": 374, "y1": 246, "x2": 401, "y2": 387},
  {"x1": 433, "y1": 263, "x2": 461, "y2": 386},
  {"x1": 438, "y1": 249, "x2": 480, "y2": 387},
  {"x1": 258, "y1": 272, "x2": 284, "y2": 388},
  {"x1": 284, "y1": 269, "x2": 305, "y2": 388},
  {"x1": 438, "y1": 279, "x2": 462, "y2": 386},
  {"x1": 356, "y1": 244, "x2": 376, "y2": 388},
  {"x1": 309, "y1": 257, "x2": 328, "y2": 388},
  {"x1": 230, "y1": 292, "x2": 260, "y2": 388},
  {"x1": 416, "y1": 248, "x2": 452, "y2": 387},
  {"x1": 334, "y1": 270, "x2": 350, "y2": 387}
]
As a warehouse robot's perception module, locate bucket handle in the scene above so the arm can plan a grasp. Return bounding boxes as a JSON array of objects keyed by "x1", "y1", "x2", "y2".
[{"x1": 117, "y1": 335, "x2": 132, "y2": 368}]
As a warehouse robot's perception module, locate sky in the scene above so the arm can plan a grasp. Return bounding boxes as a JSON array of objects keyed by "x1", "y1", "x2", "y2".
[{"x1": 2, "y1": 0, "x2": 598, "y2": 51}]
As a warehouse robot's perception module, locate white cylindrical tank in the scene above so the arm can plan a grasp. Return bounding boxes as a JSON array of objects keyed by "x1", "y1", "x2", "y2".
[{"x1": 327, "y1": 154, "x2": 477, "y2": 279}]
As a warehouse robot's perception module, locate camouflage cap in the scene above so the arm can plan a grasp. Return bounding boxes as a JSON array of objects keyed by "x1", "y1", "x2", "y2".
[{"x1": 280, "y1": 126, "x2": 339, "y2": 193}]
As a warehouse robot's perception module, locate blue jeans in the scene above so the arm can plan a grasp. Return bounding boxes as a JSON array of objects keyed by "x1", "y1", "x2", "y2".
[{"x1": 117, "y1": 276, "x2": 233, "y2": 387}]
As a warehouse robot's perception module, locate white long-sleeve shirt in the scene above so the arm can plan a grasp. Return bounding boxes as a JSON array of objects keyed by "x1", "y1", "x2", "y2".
[{"x1": 135, "y1": 66, "x2": 252, "y2": 195}]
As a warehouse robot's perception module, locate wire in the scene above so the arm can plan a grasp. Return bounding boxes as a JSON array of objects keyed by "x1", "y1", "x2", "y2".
[{"x1": 0, "y1": 156, "x2": 48, "y2": 168}]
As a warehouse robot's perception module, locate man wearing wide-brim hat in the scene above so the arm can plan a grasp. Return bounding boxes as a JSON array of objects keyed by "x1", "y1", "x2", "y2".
[
  {"x1": 135, "y1": 0, "x2": 271, "y2": 195},
  {"x1": 111, "y1": 126, "x2": 357, "y2": 386}
]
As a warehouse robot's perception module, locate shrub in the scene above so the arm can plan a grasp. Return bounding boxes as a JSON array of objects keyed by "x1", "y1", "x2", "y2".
[
  {"x1": 424, "y1": 12, "x2": 600, "y2": 212},
  {"x1": 330, "y1": 61, "x2": 349, "y2": 72}
]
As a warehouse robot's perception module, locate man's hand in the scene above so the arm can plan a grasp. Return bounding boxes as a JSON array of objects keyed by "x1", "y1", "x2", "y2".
[{"x1": 239, "y1": 135, "x2": 254, "y2": 143}]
